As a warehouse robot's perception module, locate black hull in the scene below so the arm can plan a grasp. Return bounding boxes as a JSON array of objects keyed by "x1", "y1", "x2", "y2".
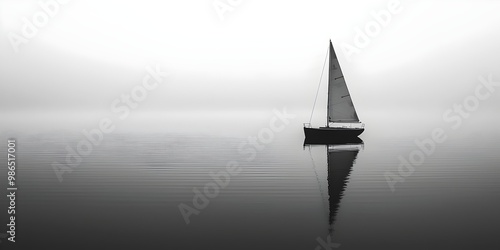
[{"x1": 304, "y1": 127, "x2": 364, "y2": 144}]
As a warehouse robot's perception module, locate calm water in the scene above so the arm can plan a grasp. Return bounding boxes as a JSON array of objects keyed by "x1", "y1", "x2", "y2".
[{"x1": 1, "y1": 120, "x2": 499, "y2": 249}]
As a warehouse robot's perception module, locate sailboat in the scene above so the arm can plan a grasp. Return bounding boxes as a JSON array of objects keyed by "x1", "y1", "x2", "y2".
[{"x1": 304, "y1": 40, "x2": 364, "y2": 143}]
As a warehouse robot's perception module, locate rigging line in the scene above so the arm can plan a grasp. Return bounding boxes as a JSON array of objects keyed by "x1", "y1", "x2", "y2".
[
  {"x1": 309, "y1": 46, "x2": 330, "y2": 124},
  {"x1": 307, "y1": 145, "x2": 330, "y2": 223}
]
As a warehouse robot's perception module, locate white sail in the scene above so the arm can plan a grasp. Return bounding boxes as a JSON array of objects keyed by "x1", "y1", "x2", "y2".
[{"x1": 327, "y1": 41, "x2": 360, "y2": 123}]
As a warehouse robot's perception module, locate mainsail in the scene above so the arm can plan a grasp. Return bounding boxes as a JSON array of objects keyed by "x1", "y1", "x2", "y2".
[{"x1": 327, "y1": 41, "x2": 359, "y2": 123}]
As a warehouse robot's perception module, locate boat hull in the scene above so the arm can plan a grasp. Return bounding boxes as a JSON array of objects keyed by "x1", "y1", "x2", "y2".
[{"x1": 304, "y1": 127, "x2": 364, "y2": 144}]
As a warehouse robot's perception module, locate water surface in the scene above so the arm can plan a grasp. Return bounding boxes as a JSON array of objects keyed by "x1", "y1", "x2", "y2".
[{"x1": 0, "y1": 120, "x2": 499, "y2": 249}]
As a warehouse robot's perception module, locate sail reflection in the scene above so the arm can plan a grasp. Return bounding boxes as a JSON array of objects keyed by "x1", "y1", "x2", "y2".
[
  {"x1": 305, "y1": 138, "x2": 364, "y2": 231},
  {"x1": 326, "y1": 142, "x2": 362, "y2": 226}
]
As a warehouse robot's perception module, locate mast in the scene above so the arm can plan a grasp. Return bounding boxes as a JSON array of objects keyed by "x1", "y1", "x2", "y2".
[{"x1": 326, "y1": 40, "x2": 332, "y2": 127}]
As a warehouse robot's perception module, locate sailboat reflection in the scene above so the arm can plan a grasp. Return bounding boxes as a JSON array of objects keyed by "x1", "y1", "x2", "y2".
[{"x1": 305, "y1": 138, "x2": 364, "y2": 231}]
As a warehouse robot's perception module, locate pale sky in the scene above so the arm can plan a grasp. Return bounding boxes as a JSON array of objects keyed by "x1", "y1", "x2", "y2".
[{"x1": 1, "y1": 0, "x2": 500, "y2": 132}]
